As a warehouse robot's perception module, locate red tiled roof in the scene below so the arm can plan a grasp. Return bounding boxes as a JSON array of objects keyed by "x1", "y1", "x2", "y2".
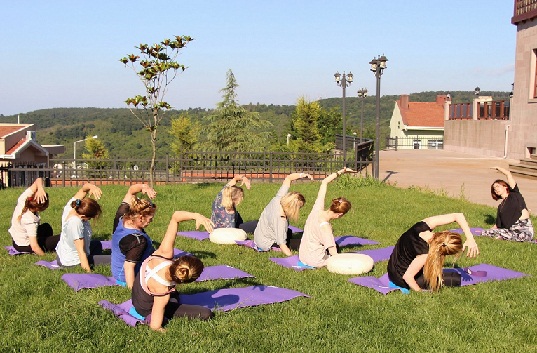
[
  {"x1": 398, "y1": 100, "x2": 444, "y2": 128},
  {"x1": 0, "y1": 126, "x2": 25, "y2": 138},
  {"x1": 6, "y1": 138, "x2": 27, "y2": 155}
]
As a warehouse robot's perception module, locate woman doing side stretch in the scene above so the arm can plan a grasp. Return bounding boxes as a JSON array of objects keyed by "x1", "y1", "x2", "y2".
[
  {"x1": 298, "y1": 168, "x2": 353, "y2": 267},
  {"x1": 387, "y1": 213, "x2": 479, "y2": 293},
  {"x1": 253, "y1": 172, "x2": 312, "y2": 256},
  {"x1": 211, "y1": 174, "x2": 250, "y2": 229},
  {"x1": 111, "y1": 184, "x2": 157, "y2": 288},
  {"x1": 481, "y1": 167, "x2": 534, "y2": 242},
  {"x1": 130, "y1": 211, "x2": 214, "y2": 332},
  {"x1": 55, "y1": 183, "x2": 108, "y2": 272},
  {"x1": 9, "y1": 178, "x2": 58, "y2": 255}
]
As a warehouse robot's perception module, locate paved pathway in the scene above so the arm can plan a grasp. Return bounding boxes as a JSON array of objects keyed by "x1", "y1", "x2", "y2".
[{"x1": 368, "y1": 149, "x2": 537, "y2": 215}]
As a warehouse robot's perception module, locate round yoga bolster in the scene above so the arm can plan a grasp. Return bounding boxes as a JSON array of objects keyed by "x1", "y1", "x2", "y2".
[
  {"x1": 209, "y1": 228, "x2": 248, "y2": 245},
  {"x1": 326, "y1": 253, "x2": 374, "y2": 275}
]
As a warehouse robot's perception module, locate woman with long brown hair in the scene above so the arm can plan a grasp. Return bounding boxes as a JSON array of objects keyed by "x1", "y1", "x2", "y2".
[
  {"x1": 481, "y1": 167, "x2": 533, "y2": 242},
  {"x1": 9, "y1": 178, "x2": 58, "y2": 255},
  {"x1": 387, "y1": 213, "x2": 479, "y2": 293},
  {"x1": 298, "y1": 168, "x2": 353, "y2": 268}
]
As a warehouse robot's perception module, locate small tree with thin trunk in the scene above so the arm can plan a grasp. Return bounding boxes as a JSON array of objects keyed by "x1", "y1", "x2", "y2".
[{"x1": 120, "y1": 35, "x2": 193, "y2": 186}]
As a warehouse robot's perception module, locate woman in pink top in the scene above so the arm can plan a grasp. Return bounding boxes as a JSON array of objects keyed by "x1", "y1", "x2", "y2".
[{"x1": 298, "y1": 168, "x2": 353, "y2": 267}]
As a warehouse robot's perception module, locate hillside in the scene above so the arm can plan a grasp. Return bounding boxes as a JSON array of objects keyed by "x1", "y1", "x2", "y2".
[{"x1": 0, "y1": 91, "x2": 509, "y2": 159}]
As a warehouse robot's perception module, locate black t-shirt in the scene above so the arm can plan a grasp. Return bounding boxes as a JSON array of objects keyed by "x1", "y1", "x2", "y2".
[
  {"x1": 387, "y1": 221, "x2": 431, "y2": 289},
  {"x1": 497, "y1": 184, "x2": 527, "y2": 229}
]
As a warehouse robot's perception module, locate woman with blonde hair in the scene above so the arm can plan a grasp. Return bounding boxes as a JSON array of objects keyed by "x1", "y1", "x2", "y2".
[
  {"x1": 111, "y1": 184, "x2": 157, "y2": 288},
  {"x1": 253, "y1": 172, "x2": 312, "y2": 256},
  {"x1": 387, "y1": 213, "x2": 480, "y2": 293},
  {"x1": 9, "y1": 178, "x2": 58, "y2": 255},
  {"x1": 481, "y1": 167, "x2": 533, "y2": 242},
  {"x1": 211, "y1": 174, "x2": 250, "y2": 229},
  {"x1": 130, "y1": 210, "x2": 214, "y2": 332},
  {"x1": 55, "y1": 183, "x2": 107, "y2": 272},
  {"x1": 299, "y1": 168, "x2": 353, "y2": 268}
]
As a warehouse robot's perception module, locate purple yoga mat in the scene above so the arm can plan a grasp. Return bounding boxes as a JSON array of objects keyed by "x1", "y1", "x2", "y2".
[
  {"x1": 99, "y1": 285, "x2": 309, "y2": 326},
  {"x1": 448, "y1": 228, "x2": 484, "y2": 236},
  {"x1": 100, "y1": 240, "x2": 112, "y2": 250},
  {"x1": 177, "y1": 231, "x2": 210, "y2": 241},
  {"x1": 35, "y1": 259, "x2": 61, "y2": 269},
  {"x1": 334, "y1": 236, "x2": 380, "y2": 247},
  {"x1": 4, "y1": 246, "x2": 31, "y2": 256},
  {"x1": 235, "y1": 240, "x2": 281, "y2": 252},
  {"x1": 288, "y1": 225, "x2": 303, "y2": 233},
  {"x1": 349, "y1": 263, "x2": 529, "y2": 295},
  {"x1": 269, "y1": 255, "x2": 314, "y2": 271},
  {"x1": 196, "y1": 265, "x2": 254, "y2": 282},
  {"x1": 63, "y1": 273, "x2": 118, "y2": 291},
  {"x1": 353, "y1": 246, "x2": 394, "y2": 263},
  {"x1": 61, "y1": 265, "x2": 253, "y2": 291}
]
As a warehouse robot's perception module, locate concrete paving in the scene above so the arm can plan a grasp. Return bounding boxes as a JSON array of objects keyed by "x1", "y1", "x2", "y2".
[{"x1": 367, "y1": 149, "x2": 537, "y2": 215}]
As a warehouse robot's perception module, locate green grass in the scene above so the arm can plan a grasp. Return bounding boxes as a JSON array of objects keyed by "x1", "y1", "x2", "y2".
[{"x1": 1, "y1": 179, "x2": 536, "y2": 353}]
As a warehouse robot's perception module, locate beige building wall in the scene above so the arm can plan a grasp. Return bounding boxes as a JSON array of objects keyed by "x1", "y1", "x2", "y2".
[
  {"x1": 509, "y1": 18, "x2": 537, "y2": 159},
  {"x1": 444, "y1": 120, "x2": 508, "y2": 157}
]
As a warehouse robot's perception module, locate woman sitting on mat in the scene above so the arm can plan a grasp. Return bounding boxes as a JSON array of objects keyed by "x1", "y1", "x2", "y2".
[
  {"x1": 55, "y1": 183, "x2": 108, "y2": 272},
  {"x1": 252, "y1": 172, "x2": 312, "y2": 256},
  {"x1": 387, "y1": 213, "x2": 479, "y2": 293},
  {"x1": 481, "y1": 167, "x2": 534, "y2": 242},
  {"x1": 9, "y1": 178, "x2": 58, "y2": 255},
  {"x1": 298, "y1": 168, "x2": 353, "y2": 268},
  {"x1": 111, "y1": 184, "x2": 157, "y2": 288},
  {"x1": 130, "y1": 211, "x2": 214, "y2": 332},
  {"x1": 211, "y1": 174, "x2": 250, "y2": 229}
]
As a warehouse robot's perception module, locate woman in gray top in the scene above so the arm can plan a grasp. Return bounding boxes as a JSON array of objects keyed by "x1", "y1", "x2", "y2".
[{"x1": 253, "y1": 172, "x2": 312, "y2": 256}]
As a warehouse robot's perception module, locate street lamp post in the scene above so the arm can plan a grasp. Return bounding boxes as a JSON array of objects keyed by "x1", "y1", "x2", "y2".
[
  {"x1": 369, "y1": 55, "x2": 388, "y2": 180},
  {"x1": 357, "y1": 88, "x2": 368, "y2": 141},
  {"x1": 73, "y1": 135, "x2": 98, "y2": 162},
  {"x1": 334, "y1": 71, "x2": 353, "y2": 166}
]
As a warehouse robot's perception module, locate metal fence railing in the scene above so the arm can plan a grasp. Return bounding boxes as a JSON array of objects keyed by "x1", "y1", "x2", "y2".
[
  {"x1": 2, "y1": 144, "x2": 374, "y2": 187},
  {"x1": 386, "y1": 136, "x2": 444, "y2": 151}
]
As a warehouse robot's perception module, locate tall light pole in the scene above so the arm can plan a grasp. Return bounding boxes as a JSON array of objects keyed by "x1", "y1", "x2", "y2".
[
  {"x1": 370, "y1": 55, "x2": 388, "y2": 180},
  {"x1": 73, "y1": 135, "x2": 98, "y2": 161},
  {"x1": 334, "y1": 71, "x2": 353, "y2": 166},
  {"x1": 357, "y1": 88, "x2": 368, "y2": 141}
]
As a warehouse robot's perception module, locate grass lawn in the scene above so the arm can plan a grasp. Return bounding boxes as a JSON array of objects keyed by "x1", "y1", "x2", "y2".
[{"x1": 1, "y1": 177, "x2": 536, "y2": 353}]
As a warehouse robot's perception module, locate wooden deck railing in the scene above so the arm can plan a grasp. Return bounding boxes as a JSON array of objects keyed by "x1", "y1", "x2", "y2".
[{"x1": 449, "y1": 100, "x2": 510, "y2": 120}]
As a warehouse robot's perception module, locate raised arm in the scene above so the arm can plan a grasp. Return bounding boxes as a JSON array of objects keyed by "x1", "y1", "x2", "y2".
[
  {"x1": 227, "y1": 174, "x2": 251, "y2": 190},
  {"x1": 282, "y1": 172, "x2": 314, "y2": 188},
  {"x1": 121, "y1": 184, "x2": 157, "y2": 204},
  {"x1": 29, "y1": 178, "x2": 47, "y2": 204},
  {"x1": 154, "y1": 211, "x2": 214, "y2": 258},
  {"x1": 422, "y1": 213, "x2": 479, "y2": 258},
  {"x1": 73, "y1": 183, "x2": 102, "y2": 201},
  {"x1": 318, "y1": 168, "x2": 354, "y2": 201},
  {"x1": 492, "y1": 166, "x2": 516, "y2": 188}
]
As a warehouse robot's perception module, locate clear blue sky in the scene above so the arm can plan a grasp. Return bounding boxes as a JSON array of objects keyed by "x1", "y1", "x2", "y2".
[{"x1": 1, "y1": 0, "x2": 516, "y2": 115}]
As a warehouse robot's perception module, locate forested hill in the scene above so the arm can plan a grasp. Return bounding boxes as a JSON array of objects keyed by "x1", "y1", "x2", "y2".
[{"x1": 0, "y1": 90, "x2": 509, "y2": 159}]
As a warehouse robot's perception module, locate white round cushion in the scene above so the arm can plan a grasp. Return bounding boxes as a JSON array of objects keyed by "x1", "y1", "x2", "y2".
[
  {"x1": 326, "y1": 253, "x2": 374, "y2": 275},
  {"x1": 209, "y1": 228, "x2": 247, "y2": 245}
]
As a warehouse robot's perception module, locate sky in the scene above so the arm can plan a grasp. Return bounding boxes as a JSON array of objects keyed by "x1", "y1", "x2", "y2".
[{"x1": 1, "y1": 0, "x2": 517, "y2": 116}]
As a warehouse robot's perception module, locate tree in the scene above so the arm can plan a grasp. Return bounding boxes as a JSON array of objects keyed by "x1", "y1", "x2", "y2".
[
  {"x1": 290, "y1": 97, "x2": 333, "y2": 153},
  {"x1": 82, "y1": 137, "x2": 110, "y2": 177},
  {"x1": 120, "y1": 35, "x2": 193, "y2": 186},
  {"x1": 169, "y1": 113, "x2": 200, "y2": 155},
  {"x1": 204, "y1": 69, "x2": 271, "y2": 151}
]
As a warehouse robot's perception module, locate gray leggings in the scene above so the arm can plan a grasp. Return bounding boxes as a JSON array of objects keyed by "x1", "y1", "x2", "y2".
[{"x1": 481, "y1": 218, "x2": 534, "y2": 242}]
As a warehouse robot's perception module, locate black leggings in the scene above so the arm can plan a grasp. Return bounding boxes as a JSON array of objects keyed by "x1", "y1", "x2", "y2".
[
  {"x1": 164, "y1": 292, "x2": 213, "y2": 320},
  {"x1": 12, "y1": 223, "x2": 60, "y2": 253},
  {"x1": 416, "y1": 270, "x2": 462, "y2": 289},
  {"x1": 56, "y1": 240, "x2": 111, "y2": 268}
]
